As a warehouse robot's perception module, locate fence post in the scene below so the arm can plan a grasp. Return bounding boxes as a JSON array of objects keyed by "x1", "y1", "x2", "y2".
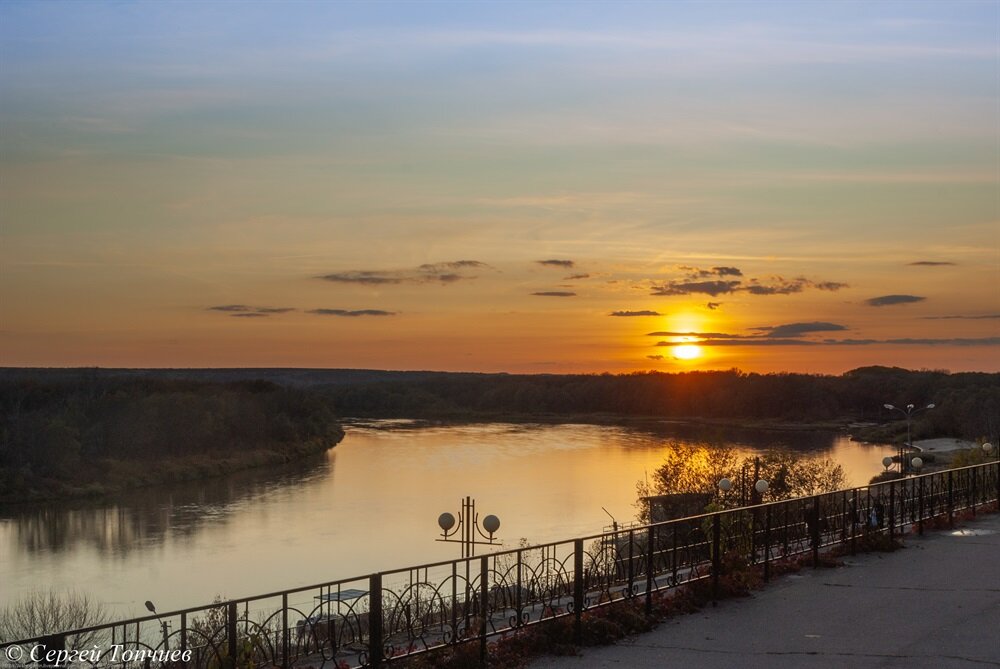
[
  {"x1": 515, "y1": 550, "x2": 523, "y2": 626},
  {"x1": 226, "y1": 602, "x2": 237, "y2": 668},
  {"x1": 369, "y1": 573, "x2": 383, "y2": 669},
  {"x1": 763, "y1": 504, "x2": 771, "y2": 583},
  {"x1": 480, "y1": 556, "x2": 489, "y2": 667},
  {"x1": 711, "y1": 514, "x2": 721, "y2": 605},
  {"x1": 671, "y1": 524, "x2": 678, "y2": 585},
  {"x1": 948, "y1": 470, "x2": 954, "y2": 527},
  {"x1": 811, "y1": 496, "x2": 820, "y2": 568},
  {"x1": 888, "y1": 481, "x2": 896, "y2": 544},
  {"x1": 645, "y1": 525, "x2": 654, "y2": 615},
  {"x1": 451, "y1": 563, "x2": 458, "y2": 642},
  {"x1": 37, "y1": 634, "x2": 66, "y2": 669},
  {"x1": 782, "y1": 503, "x2": 789, "y2": 556},
  {"x1": 995, "y1": 462, "x2": 1000, "y2": 512},
  {"x1": 627, "y1": 529, "x2": 635, "y2": 595},
  {"x1": 281, "y1": 593, "x2": 289, "y2": 669},
  {"x1": 573, "y1": 539, "x2": 584, "y2": 645},
  {"x1": 850, "y1": 490, "x2": 858, "y2": 556},
  {"x1": 971, "y1": 467, "x2": 977, "y2": 517},
  {"x1": 918, "y1": 475, "x2": 925, "y2": 536}
]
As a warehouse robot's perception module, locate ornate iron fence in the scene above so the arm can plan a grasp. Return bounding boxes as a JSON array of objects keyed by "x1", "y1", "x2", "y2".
[{"x1": 3, "y1": 462, "x2": 997, "y2": 668}]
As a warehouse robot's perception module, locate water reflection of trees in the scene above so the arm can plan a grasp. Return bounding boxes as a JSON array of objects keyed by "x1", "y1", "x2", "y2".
[
  {"x1": 5, "y1": 455, "x2": 331, "y2": 555},
  {"x1": 634, "y1": 423, "x2": 842, "y2": 453}
]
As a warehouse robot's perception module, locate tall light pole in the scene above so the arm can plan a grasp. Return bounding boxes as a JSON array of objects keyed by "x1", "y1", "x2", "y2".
[{"x1": 883, "y1": 403, "x2": 934, "y2": 474}]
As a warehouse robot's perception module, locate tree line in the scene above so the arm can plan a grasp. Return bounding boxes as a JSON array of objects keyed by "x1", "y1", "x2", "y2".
[
  {"x1": 320, "y1": 366, "x2": 999, "y2": 443},
  {"x1": 0, "y1": 375, "x2": 344, "y2": 502}
]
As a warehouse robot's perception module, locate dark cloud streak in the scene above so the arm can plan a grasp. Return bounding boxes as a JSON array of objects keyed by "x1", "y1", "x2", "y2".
[
  {"x1": 610, "y1": 310, "x2": 661, "y2": 317},
  {"x1": 865, "y1": 294, "x2": 926, "y2": 307},
  {"x1": 651, "y1": 280, "x2": 741, "y2": 296},
  {"x1": 308, "y1": 309, "x2": 396, "y2": 317},
  {"x1": 319, "y1": 260, "x2": 489, "y2": 286},
  {"x1": 754, "y1": 322, "x2": 848, "y2": 338}
]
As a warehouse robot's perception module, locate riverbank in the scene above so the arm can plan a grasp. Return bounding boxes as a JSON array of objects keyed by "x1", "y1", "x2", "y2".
[
  {"x1": 345, "y1": 413, "x2": 853, "y2": 435},
  {"x1": 0, "y1": 377, "x2": 345, "y2": 505},
  {"x1": 0, "y1": 434, "x2": 344, "y2": 505}
]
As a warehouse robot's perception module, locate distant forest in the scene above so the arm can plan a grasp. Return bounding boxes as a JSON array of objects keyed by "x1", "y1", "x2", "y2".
[
  {"x1": 1, "y1": 366, "x2": 997, "y2": 502},
  {"x1": 317, "y1": 366, "x2": 999, "y2": 443},
  {"x1": 0, "y1": 375, "x2": 344, "y2": 503}
]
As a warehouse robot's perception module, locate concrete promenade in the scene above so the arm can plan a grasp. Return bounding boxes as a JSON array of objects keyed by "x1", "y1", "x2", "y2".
[{"x1": 531, "y1": 511, "x2": 1000, "y2": 669}]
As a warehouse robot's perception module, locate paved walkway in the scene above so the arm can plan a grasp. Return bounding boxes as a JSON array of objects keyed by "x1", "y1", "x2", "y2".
[{"x1": 531, "y1": 511, "x2": 1000, "y2": 669}]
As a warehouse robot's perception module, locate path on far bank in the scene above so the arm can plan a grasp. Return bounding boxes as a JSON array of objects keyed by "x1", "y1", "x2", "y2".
[{"x1": 530, "y1": 511, "x2": 1000, "y2": 669}]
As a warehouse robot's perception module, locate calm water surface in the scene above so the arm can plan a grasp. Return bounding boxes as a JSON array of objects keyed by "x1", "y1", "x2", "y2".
[{"x1": 0, "y1": 421, "x2": 890, "y2": 617}]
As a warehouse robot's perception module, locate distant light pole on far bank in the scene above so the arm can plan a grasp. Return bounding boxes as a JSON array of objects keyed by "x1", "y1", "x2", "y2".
[{"x1": 883, "y1": 402, "x2": 935, "y2": 474}]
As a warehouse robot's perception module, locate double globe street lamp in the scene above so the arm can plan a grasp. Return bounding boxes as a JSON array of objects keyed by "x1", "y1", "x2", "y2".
[
  {"x1": 883, "y1": 402, "x2": 935, "y2": 474},
  {"x1": 437, "y1": 496, "x2": 501, "y2": 558},
  {"x1": 718, "y1": 476, "x2": 769, "y2": 506}
]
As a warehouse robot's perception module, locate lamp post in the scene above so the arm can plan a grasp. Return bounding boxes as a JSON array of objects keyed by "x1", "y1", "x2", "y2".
[
  {"x1": 144, "y1": 600, "x2": 169, "y2": 651},
  {"x1": 982, "y1": 442, "x2": 995, "y2": 462},
  {"x1": 883, "y1": 403, "x2": 935, "y2": 474},
  {"x1": 437, "y1": 496, "x2": 501, "y2": 558}
]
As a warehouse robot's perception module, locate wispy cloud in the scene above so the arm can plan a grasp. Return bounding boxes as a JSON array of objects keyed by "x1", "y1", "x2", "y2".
[
  {"x1": 707, "y1": 302, "x2": 721, "y2": 310},
  {"x1": 647, "y1": 321, "x2": 998, "y2": 349},
  {"x1": 208, "y1": 304, "x2": 253, "y2": 312},
  {"x1": 830, "y1": 337, "x2": 1000, "y2": 347},
  {"x1": 657, "y1": 338, "x2": 815, "y2": 347},
  {"x1": 536, "y1": 259, "x2": 575, "y2": 269},
  {"x1": 308, "y1": 309, "x2": 396, "y2": 317},
  {"x1": 651, "y1": 280, "x2": 741, "y2": 297},
  {"x1": 565, "y1": 273, "x2": 590, "y2": 280},
  {"x1": 865, "y1": 294, "x2": 926, "y2": 307},
  {"x1": 419, "y1": 260, "x2": 493, "y2": 272},
  {"x1": 650, "y1": 271, "x2": 847, "y2": 297},
  {"x1": 532, "y1": 291, "x2": 576, "y2": 297},
  {"x1": 610, "y1": 310, "x2": 661, "y2": 317},
  {"x1": 319, "y1": 260, "x2": 489, "y2": 286},
  {"x1": 909, "y1": 261, "x2": 956, "y2": 267},
  {"x1": 678, "y1": 265, "x2": 743, "y2": 278},
  {"x1": 647, "y1": 354, "x2": 665, "y2": 360},
  {"x1": 921, "y1": 314, "x2": 1000, "y2": 320},
  {"x1": 744, "y1": 278, "x2": 849, "y2": 295},
  {"x1": 319, "y1": 272, "x2": 405, "y2": 285},
  {"x1": 207, "y1": 305, "x2": 296, "y2": 316},
  {"x1": 648, "y1": 331, "x2": 751, "y2": 340},
  {"x1": 752, "y1": 322, "x2": 849, "y2": 338}
]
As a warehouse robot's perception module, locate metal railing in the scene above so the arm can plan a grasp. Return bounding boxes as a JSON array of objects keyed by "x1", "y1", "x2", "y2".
[{"x1": 3, "y1": 461, "x2": 997, "y2": 668}]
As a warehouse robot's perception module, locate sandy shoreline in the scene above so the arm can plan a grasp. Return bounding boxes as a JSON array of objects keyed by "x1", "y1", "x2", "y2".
[{"x1": 911, "y1": 437, "x2": 979, "y2": 454}]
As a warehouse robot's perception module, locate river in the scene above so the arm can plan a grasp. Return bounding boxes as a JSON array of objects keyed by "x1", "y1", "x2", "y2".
[{"x1": 0, "y1": 420, "x2": 890, "y2": 618}]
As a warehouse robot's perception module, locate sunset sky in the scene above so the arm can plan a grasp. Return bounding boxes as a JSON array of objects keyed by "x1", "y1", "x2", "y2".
[{"x1": 2, "y1": 1, "x2": 998, "y2": 374}]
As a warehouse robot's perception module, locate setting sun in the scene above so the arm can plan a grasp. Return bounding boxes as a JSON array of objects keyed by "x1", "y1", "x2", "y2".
[{"x1": 672, "y1": 344, "x2": 702, "y2": 361}]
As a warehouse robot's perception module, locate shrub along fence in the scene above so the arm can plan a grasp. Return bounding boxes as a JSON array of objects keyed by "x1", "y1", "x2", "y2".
[{"x1": 3, "y1": 462, "x2": 997, "y2": 669}]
